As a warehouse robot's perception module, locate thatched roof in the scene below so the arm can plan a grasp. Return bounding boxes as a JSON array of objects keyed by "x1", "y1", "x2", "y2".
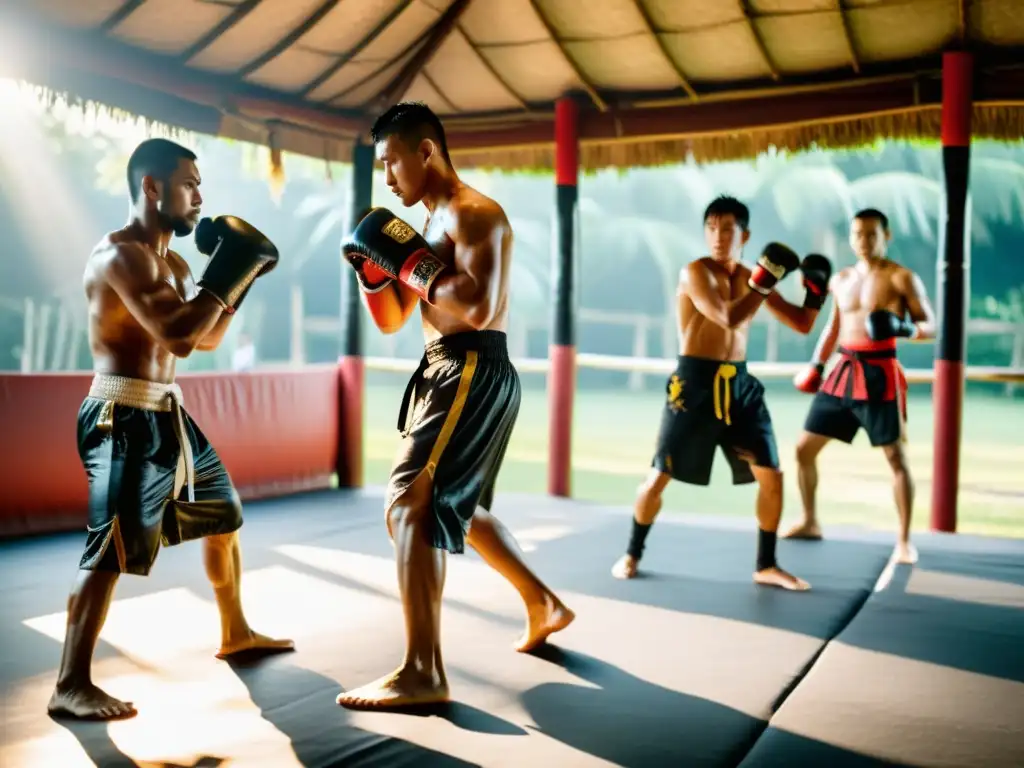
[{"x1": 4, "y1": 0, "x2": 1024, "y2": 171}]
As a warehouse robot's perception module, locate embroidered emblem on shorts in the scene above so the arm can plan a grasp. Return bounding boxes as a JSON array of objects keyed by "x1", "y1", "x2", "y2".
[
  {"x1": 382, "y1": 217, "x2": 417, "y2": 244},
  {"x1": 667, "y1": 375, "x2": 686, "y2": 412}
]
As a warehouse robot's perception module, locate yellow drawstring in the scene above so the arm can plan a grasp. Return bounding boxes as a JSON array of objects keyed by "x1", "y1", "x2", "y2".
[{"x1": 713, "y1": 364, "x2": 737, "y2": 425}]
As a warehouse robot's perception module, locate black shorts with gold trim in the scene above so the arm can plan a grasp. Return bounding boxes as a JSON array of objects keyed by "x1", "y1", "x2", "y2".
[
  {"x1": 386, "y1": 330, "x2": 520, "y2": 554},
  {"x1": 652, "y1": 355, "x2": 779, "y2": 486},
  {"x1": 78, "y1": 395, "x2": 241, "y2": 577}
]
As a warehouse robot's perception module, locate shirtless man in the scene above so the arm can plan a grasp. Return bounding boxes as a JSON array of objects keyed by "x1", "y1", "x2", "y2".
[
  {"x1": 48, "y1": 138, "x2": 293, "y2": 721},
  {"x1": 787, "y1": 208, "x2": 936, "y2": 564},
  {"x1": 611, "y1": 196, "x2": 831, "y2": 590},
  {"x1": 336, "y1": 102, "x2": 574, "y2": 709}
]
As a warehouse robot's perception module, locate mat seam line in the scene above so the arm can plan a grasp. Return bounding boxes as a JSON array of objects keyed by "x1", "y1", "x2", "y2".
[{"x1": 729, "y1": 556, "x2": 889, "y2": 767}]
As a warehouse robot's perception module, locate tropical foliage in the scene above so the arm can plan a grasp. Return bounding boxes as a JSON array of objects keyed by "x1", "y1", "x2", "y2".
[{"x1": 1, "y1": 85, "x2": 1023, "y2": 373}]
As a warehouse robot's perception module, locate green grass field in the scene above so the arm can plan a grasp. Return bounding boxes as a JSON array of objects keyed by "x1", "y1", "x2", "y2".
[{"x1": 361, "y1": 373, "x2": 1024, "y2": 540}]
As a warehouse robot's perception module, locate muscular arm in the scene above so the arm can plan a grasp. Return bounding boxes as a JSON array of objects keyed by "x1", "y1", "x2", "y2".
[
  {"x1": 765, "y1": 291, "x2": 819, "y2": 335},
  {"x1": 810, "y1": 296, "x2": 841, "y2": 364},
  {"x1": 429, "y1": 203, "x2": 507, "y2": 329},
  {"x1": 174, "y1": 260, "x2": 233, "y2": 351},
  {"x1": 686, "y1": 260, "x2": 766, "y2": 330},
  {"x1": 197, "y1": 313, "x2": 233, "y2": 350},
  {"x1": 901, "y1": 270, "x2": 937, "y2": 341},
  {"x1": 105, "y1": 244, "x2": 224, "y2": 358}
]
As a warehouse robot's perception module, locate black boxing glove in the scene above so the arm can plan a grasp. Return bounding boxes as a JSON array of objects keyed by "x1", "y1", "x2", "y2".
[
  {"x1": 342, "y1": 208, "x2": 448, "y2": 302},
  {"x1": 865, "y1": 309, "x2": 918, "y2": 340},
  {"x1": 195, "y1": 216, "x2": 279, "y2": 314},
  {"x1": 748, "y1": 242, "x2": 801, "y2": 296},
  {"x1": 800, "y1": 254, "x2": 832, "y2": 310}
]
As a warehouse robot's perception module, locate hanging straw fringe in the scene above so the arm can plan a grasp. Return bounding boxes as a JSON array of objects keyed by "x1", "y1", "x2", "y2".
[
  {"x1": 18, "y1": 79, "x2": 1024, "y2": 175},
  {"x1": 452, "y1": 105, "x2": 1024, "y2": 173},
  {"x1": 19, "y1": 81, "x2": 197, "y2": 143}
]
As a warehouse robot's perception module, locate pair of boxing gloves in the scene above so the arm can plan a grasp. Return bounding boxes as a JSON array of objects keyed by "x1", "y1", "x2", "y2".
[
  {"x1": 340, "y1": 207, "x2": 447, "y2": 301},
  {"x1": 194, "y1": 215, "x2": 279, "y2": 314},
  {"x1": 338, "y1": 211, "x2": 838, "y2": 312},
  {"x1": 793, "y1": 310, "x2": 918, "y2": 394},
  {"x1": 750, "y1": 243, "x2": 832, "y2": 311}
]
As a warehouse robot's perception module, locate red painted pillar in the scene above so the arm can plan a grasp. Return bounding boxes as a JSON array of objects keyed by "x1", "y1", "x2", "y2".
[
  {"x1": 548, "y1": 95, "x2": 579, "y2": 497},
  {"x1": 336, "y1": 141, "x2": 374, "y2": 488},
  {"x1": 931, "y1": 51, "x2": 973, "y2": 533}
]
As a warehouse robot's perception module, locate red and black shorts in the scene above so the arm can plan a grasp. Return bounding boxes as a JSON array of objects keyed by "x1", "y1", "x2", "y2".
[{"x1": 803, "y1": 339, "x2": 908, "y2": 447}]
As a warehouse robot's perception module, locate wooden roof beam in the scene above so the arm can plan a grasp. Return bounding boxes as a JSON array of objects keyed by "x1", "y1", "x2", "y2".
[
  {"x1": 236, "y1": 0, "x2": 342, "y2": 78},
  {"x1": 370, "y1": 0, "x2": 473, "y2": 110},
  {"x1": 738, "y1": 0, "x2": 780, "y2": 81},
  {"x1": 527, "y1": 0, "x2": 608, "y2": 111},
  {"x1": 836, "y1": 0, "x2": 861, "y2": 74},
  {"x1": 326, "y1": 35, "x2": 425, "y2": 103},
  {"x1": 12, "y1": 19, "x2": 368, "y2": 134},
  {"x1": 179, "y1": 0, "x2": 263, "y2": 63},
  {"x1": 99, "y1": 0, "x2": 147, "y2": 33},
  {"x1": 634, "y1": 0, "x2": 699, "y2": 100},
  {"x1": 444, "y1": 77, "x2": 942, "y2": 152},
  {"x1": 457, "y1": 24, "x2": 530, "y2": 111},
  {"x1": 300, "y1": 0, "x2": 415, "y2": 98},
  {"x1": 421, "y1": 69, "x2": 459, "y2": 113}
]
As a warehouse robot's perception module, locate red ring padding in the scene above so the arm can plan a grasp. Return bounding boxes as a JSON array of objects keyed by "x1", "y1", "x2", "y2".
[{"x1": 0, "y1": 367, "x2": 340, "y2": 538}]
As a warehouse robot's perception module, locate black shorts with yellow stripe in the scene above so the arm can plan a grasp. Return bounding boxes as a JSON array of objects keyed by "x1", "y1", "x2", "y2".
[
  {"x1": 386, "y1": 330, "x2": 520, "y2": 554},
  {"x1": 652, "y1": 355, "x2": 779, "y2": 486}
]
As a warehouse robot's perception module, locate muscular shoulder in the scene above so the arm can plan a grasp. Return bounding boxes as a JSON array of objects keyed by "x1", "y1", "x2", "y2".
[
  {"x1": 92, "y1": 234, "x2": 174, "y2": 298},
  {"x1": 166, "y1": 250, "x2": 195, "y2": 283},
  {"x1": 450, "y1": 187, "x2": 508, "y2": 244},
  {"x1": 889, "y1": 263, "x2": 918, "y2": 285},
  {"x1": 93, "y1": 234, "x2": 157, "y2": 278},
  {"x1": 832, "y1": 265, "x2": 857, "y2": 287},
  {"x1": 685, "y1": 257, "x2": 715, "y2": 279}
]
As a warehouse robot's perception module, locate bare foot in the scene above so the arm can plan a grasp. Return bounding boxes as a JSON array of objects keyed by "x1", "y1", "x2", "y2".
[
  {"x1": 337, "y1": 665, "x2": 449, "y2": 709},
  {"x1": 48, "y1": 683, "x2": 137, "y2": 721},
  {"x1": 754, "y1": 566, "x2": 811, "y2": 591},
  {"x1": 611, "y1": 554, "x2": 639, "y2": 579},
  {"x1": 516, "y1": 595, "x2": 576, "y2": 653},
  {"x1": 216, "y1": 631, "x2": 295, "y2": 660},
  {"x1": 782, "y1": 521, "x2": 822, "y2": 540},
  {"x1": 894, "y1": 541, "x2": 919, "y2": 565}
]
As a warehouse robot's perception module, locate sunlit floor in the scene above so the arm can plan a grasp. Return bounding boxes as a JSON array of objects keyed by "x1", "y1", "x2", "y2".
[{"x1": 1, "y1": 490, "x2": 1022, "y2": 768}]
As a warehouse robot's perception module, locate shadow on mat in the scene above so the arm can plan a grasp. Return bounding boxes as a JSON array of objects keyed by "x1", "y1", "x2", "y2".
[
  {"x1": 737, "y1": 725, "x2": 921, "y2": 768},
  {"x1": 50, "y1": 719, "x2": 228, "y2": 768},
  {"x1": 522, "y1": 647, "x2": 913, "y2": 768},
  {"x1": 228, "y1": 656, "x2": 484, "y2": 767},
  {"x1": 521, "y1": 645, "x2": 765, "y2": 768},
  {"x1": 380, "y1": 701, "x2": 528, "y2": 736}
]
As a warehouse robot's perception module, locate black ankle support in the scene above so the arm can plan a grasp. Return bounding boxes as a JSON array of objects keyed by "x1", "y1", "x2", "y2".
[
  {"x1": 626, "y1": 520, "x2": 652, "y2": 560},
  {"x1": 756, "y1": 528, "x2": 778, "y2": 571}
]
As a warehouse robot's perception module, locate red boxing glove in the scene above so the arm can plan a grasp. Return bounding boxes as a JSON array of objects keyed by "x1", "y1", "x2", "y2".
[
  {"x1": 748, "y1": 242, "x2": 801, "y2": 296},
  {"x1": 794, "y1": 363, "x2": 824, "y2": 394},
  {"x1": 360, "y1": 260, "x2": 393, "y2": 290}
]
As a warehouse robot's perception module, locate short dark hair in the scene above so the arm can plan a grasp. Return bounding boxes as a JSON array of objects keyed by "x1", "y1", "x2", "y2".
[
  {"x1": 854, "y1": 208, "x2": 889, "y2": 231},
  {"x1": 126, "y1": 138, "x2": 197, "y2": 200},
  {"x1": 370, "y1": 101, "x2": 451, "y2": 165},
  {"x1": 703, "y1": 195, "x2": 750, "y2": 231}
]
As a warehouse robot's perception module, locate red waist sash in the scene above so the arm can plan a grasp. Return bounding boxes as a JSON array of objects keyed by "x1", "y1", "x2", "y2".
[{"x1": 821, "y1": 338, "x2": 907, "y2": 419}]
